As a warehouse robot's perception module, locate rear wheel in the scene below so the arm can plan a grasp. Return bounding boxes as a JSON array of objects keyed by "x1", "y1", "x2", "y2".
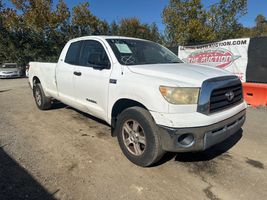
[
  {"x1": 33, "y1": 83, "x2": 52, "y2": 110},
  {"x1": 115, "y1": 107, "x2": 165, "y2": 167}
]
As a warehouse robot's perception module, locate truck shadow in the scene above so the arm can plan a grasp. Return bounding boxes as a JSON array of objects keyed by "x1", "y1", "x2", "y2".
[
  {"x1": 0, "y1": 89, "x2": 12, "y2": 93},
  {"x1": 156, "y1": 129, "x2": 243, "y2": 165},
  {"x1": 51, "y1": 101, "x2": 110, "y2": 126},
  {"x1": 68, "y1": 107, "x2": 110, "y2": 126},
  {"x1": 51, "y1": 101, "x2": 68, "y2": 110},
  {"x1": 0, "y1": 147, "x2": 57, "y2": 200}
]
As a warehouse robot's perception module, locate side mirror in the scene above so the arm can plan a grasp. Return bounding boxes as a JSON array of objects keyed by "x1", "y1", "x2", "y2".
[{"x1": 88, "y1": 54, "x2": 110, "y2": 70}]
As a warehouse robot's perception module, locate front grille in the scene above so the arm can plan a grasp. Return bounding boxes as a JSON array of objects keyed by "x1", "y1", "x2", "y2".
[{"x1": 210, "y1": 83, "x2": 243, "y2": 113}]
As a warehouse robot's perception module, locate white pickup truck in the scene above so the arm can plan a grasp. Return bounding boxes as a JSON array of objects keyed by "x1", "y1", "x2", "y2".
[{"x1": 29, "y1": 36, "x2": 246, "y2": 167}]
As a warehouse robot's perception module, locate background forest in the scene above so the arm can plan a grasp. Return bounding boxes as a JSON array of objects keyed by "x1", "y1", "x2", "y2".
[{"x1": 0, "y1": 0, "x2": 266, "y2": 65}]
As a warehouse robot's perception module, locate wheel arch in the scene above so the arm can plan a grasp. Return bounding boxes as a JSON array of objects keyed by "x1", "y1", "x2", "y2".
[
  {"x1": 111, "y1": 98, "x2": 149, "y2": 136},
  {"x1": 33, "y1": 76, "x2": 41, "y2": 85}
]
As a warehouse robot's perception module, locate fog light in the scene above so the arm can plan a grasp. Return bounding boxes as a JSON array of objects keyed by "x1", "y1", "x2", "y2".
[{"x1": 177, "y1": 133, "x2": 194, "y2": 146}]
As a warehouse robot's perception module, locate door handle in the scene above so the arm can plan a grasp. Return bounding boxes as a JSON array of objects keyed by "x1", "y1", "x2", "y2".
[{"x1": 73, "y1": 71, "x2": 82, "y2": 76}]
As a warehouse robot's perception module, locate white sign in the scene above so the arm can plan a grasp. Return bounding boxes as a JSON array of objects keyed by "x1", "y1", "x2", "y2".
[
  {"x1": 115, "y1": 43, "x2": 132, "y2": 54},
  {"x1": 178, "y1": 38, "x2": 250, "y2": 82}
]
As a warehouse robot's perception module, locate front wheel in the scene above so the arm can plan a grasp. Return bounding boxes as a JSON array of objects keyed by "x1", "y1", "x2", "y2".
[{"x1": 115, "y1": 107, "x2": 165, "y2": 167}]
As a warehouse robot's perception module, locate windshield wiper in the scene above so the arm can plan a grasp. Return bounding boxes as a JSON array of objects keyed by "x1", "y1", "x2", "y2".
[{"x1": 166, "y1": 61, "x2": 182, "y2": 64}]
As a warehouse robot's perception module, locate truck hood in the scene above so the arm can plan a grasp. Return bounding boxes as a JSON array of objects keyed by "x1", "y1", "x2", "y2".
[{"x1": 127, "y1": 63, "x2": 231, "y2": 87}]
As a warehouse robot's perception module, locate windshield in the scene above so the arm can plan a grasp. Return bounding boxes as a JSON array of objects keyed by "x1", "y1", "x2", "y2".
[{"x1": 106, "y1": 39, "x2": 182, "y2": 65}]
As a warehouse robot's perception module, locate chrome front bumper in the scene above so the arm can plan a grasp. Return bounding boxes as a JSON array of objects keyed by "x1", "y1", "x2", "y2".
[{"x1": 158, "y1": 109, "x2": 246, "y2": 152}]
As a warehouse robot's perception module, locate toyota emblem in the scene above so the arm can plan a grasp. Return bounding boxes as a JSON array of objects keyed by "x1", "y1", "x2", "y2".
[{"x1": 225, "y1": 91, "x2": 235, "y2": 101}]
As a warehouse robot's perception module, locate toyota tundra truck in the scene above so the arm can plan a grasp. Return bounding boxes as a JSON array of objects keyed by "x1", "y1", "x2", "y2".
[{"x1": 29, "y1": 36, "x2": 246, "y2": 167}]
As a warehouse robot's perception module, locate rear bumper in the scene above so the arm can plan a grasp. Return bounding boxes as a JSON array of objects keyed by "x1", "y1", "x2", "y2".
[{"x1": 158, "y1": 109, "x2": 246, "y2": 152}]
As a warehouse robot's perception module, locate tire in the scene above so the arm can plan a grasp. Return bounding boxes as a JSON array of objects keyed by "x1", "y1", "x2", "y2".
[
  {"x1": 115, "y1": 107, "x2": 165, "y2": 167},
  {"x1": 33, "y1": 83, "x2": 52, "y2": 110}
]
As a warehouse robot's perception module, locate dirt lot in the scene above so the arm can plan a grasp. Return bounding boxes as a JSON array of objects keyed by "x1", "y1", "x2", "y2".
[{"x1": 0, "y1": 78, "x2": 267, "y2": 200}]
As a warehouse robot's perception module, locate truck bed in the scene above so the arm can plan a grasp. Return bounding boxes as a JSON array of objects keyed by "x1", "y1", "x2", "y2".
[{"x1": 29, "y1": 62, "x2": 58, "y2": 98}]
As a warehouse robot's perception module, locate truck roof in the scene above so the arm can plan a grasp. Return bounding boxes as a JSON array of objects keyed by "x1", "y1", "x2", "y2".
[{"x1": 69, "y1": 35, "x2": 149, "y2": 43}]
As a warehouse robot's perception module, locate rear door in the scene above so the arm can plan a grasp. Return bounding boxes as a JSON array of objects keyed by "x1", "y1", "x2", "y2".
[
  {"x1": 56, "y1": 41, "x2": 82, "y2": 107},
  {"x1": 74, "y1": 40, "x2": 112, "y2": 120}
]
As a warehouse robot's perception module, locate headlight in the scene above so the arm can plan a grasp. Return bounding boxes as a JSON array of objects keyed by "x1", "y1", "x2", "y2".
[{"x1": 159, "y1": 86, "x2": 200, "y2": 104}]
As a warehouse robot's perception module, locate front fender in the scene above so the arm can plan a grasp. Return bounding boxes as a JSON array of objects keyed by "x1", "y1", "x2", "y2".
[{"x1": 107, "y1": 83, "x2": 169, "y2": 124}]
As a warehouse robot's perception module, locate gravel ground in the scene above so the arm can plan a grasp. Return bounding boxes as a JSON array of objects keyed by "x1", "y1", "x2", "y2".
[{"x1": 0, "y1": 78, "x2": 267, "y2": 200}]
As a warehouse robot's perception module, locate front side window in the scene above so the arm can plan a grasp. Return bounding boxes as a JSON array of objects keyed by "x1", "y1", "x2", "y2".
[
  {"x1": 106, "y1": 39, "x2": 182, "y2": 66},
  {"x1": 65, "y1": 41, "x2": 82, "y2": 65},
  {"x1": 79, "y1": 40, "x2": 110, "y2": 68}
]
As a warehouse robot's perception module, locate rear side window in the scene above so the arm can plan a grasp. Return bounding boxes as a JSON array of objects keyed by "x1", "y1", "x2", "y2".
[{"x1": 65, "y1": 41, "x2": 82, "y2": 65}]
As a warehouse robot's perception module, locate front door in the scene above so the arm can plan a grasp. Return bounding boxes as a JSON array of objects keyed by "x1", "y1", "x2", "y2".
[{"x1": 74, "y1": 40, "x2": 112, "y2": 120}]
